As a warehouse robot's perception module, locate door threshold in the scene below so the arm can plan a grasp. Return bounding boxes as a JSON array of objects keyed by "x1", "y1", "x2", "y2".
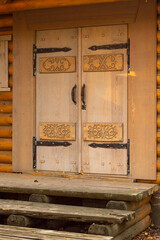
[{"x1": 24, "y1": 170, "x2": 135, "y2": 183}]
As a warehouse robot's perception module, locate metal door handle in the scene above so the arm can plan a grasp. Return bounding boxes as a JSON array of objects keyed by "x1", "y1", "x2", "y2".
[
  {"x1": 71, "y1": 84, "x2": 77, "y2": 105},
  {"x1": 81, "y1": 84, "x2": 86, "y2": 110}
]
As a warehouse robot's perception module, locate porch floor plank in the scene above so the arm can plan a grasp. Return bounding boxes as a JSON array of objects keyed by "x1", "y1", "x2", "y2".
[
  {"x1": 0, "y1": 225, "x2": 113, "y2": 240},
  {"x1": 0, "y1": 199, "x2": 135, "y2": 224},
  {"x1": 0, "y1": 173, "x2": 158, "y2": 201}
]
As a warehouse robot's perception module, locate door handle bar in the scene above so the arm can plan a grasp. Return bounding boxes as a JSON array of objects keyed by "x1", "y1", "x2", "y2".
[
  {"x1": 71, "y1": 84, "x2": 77, "y2": 105},
  {"x1": 81, "y1": 84, "x2": 86, "y2": 110}
]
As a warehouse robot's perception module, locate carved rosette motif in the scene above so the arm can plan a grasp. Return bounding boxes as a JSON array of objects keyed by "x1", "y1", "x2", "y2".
[
  {"x1": 83, "y1": 123, "x2": 123, "y2": 142},
  {"x1": 39, "y1": 123, "x2": 75, "y2": 141},
  {"x1": 39, "y1": 56, "x2": 76, "y2": 73},
  {"x1": 83, "y1": 54, "x2": 123, "y2": 72}
]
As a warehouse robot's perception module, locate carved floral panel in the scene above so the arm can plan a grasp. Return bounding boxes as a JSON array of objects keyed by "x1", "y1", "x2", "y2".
[
  {"x1": 39, "y1": 123, "x2": 76, "y2": 141},
  {"x1": 83, "y1": 54, "x2": 124, "y2": 72},
  {"x1": 83, "y1": 123, "x2": 123, "y2": 142},
  {"x1": 39, "y1": 56, "x2": 76, "y2": 73}
]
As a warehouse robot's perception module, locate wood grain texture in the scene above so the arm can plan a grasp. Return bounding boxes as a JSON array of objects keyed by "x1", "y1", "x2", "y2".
[
  {"x1": 25, "y1": 1, "x2": 140, "y2": 31},
  {"x1": 39, "y1": 123, "x2": 75, "y2": 141},
  {"x1": 88, "y1": 203, "x2": 151, "y2": 237},
  {"x1": 0, "y1": 199, "x2": 135, "y2": 223},
  {"x1": 114, "y1": 215, "x2": 151, "y2": 240},
  {"x1": 0, "y1": 173, "x2": 157, "y2": 201},
  {"x1": 82, "y1": 25, "x2": 128, "y2": 175},
  {"x1": 83, "y1": 123, "x2": 123, "y2": 142},
  {"x1": 0, "y1": 163, "x2": 12, "y2": 172},
  {"x1": 13, "y1": 12, "x2": 35, "y2": 171},
  {"x1": 0, "y1": 0, "x2": 140, "y2": 16},
  {"x1": 39, "y1": 56, "x2": 76, "y2": 73},
  {"x1": 0, "y1": 224, "x2": 113, "y2": 240},
  {"x1": 0, "y1": 151, "x2": 12, "y2": 163},
  {"x1": 128, "y1": 0, "x2": 157, "y2": 179}
]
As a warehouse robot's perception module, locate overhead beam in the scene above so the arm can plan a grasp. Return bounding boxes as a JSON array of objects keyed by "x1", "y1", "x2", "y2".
[{"x1": 0, "y1": 0, "x2": 136, "y2": 14}]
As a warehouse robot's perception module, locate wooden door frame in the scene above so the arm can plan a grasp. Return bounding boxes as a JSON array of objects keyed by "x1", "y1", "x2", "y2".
[{"x1": 13, "y1": 0, "x2": 157, "y2": 179}]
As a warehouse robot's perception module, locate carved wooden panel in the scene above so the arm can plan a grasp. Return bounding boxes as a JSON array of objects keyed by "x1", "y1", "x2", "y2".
[
  {"x1": 83, "y1": 54, "x2": 123, "y2": 72},
  {"x1": 39, "y1": 123, "x2": 76, "y2": 141},
  {"x1": 39, "y1": 56, "x2": 76, "y2": 73},
  {"x1": 83, "y1": 123, "x2": 123, "y2": 142}
]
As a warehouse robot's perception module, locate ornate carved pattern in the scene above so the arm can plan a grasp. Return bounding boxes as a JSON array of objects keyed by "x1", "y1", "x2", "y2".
[
  {"x1": 39, "y1": 123, "x2": 75, "y2": 141},
  {"x1": 83, "y1": 54, "x2": 123, "y2": 72},
  {"x1": 83, "y1": 123, "x2": 123, "y2": 142},
  {"x1": 39, "y1": 56, "x2": 76, "y2": 73}
]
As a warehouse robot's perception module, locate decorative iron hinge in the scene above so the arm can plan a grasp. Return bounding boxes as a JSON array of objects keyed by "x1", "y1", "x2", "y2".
[
  {"x1": 88, "y1": 39, "x2": 130, "y2": 73},
  {"x1": 33, "y1": 137, "x2": 72, "y2": 169},
  {"x1": 89, "y1": 139, "x2": 130, "y2": 174},
  {"x1": 33, "y1": 45, "x2": 72, "y2": 76}
]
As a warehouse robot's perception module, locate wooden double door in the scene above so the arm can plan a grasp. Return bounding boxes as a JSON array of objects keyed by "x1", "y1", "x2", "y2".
[{"x1": 36, "y1": 25, "x2": 128, "y2": 175}]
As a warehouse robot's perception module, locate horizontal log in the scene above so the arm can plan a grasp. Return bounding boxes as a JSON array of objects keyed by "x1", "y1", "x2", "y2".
[
  {"x1": 106, "y1": 196, "x2": 151, "y2": 211},
  {"x1": 0, "y1": 104, "x2": 12, "y2": 113},
  {"x1": 0, "y1": 0, "x2": 134, "y2": 14},
  {"x1": 157, "y1": 89, "x2": 160, "y2": 99},
  {"x1": 157, "y1": 159, "x2": 160, "y2": 171},
  {"x1": 0, "y1": 151, "x2": 11, "y2": 163},
  {"x1": 157, "y1": 31, "x2": 160, "y2": 42},
  {"x1": 0, "y1": 28, "x2": 12, "y2": 36},
  {"x1": 0, "y1": 139, "x2": 12, "y2": 150},
  {"x1": 7, "y1": 215, "x2": 35, "y2": 227},
  {"x1": 114, "y1": 215, "x2": 151, "y2": 240},
  {"x1": 0, "y1": 126, "x2": 12, "y2": 138},
  {"x1": 8, "y1": 41, "x2": 12, "y2": 51},
  {"x1": 157, "y1": 74, "x2": 160, "y2": 85},
  {"x1": 157, "y1": 101, "x2": 160, "y2": 113},
  {"x1": 157, "y1": 4, "x2": 160, "y2": 15},
  {"x1": 157, "y1": 131, "x2": 160, "y2": 143},
  {"x1": 0, "y1": 163, "x2": 12, "y2": 172},
  {"x1": 0, "y1": 15, "x2": 12, "y2": 28},
  {"x1": 88, "y1": 203, "x2": 151, "y2": 237},
  {"x1": 0, "y1": 199, "x2": 135, "y2": 224},
  {"x1": 157, "y1": 115, "x2": 160, "y2": 128},
  {"x1": 157, "y1": 44, "x2": 160, "y2": 55},
  {"x1": 8, "y1": 52, "x2": 12, "y2": 63},
  {"x1": 0, "y1": 115, "x2": 12, "y2": 126},
  {"x1": 0, "y1": 0, "x2": 12, "y2": 3},
  {"x1": 8, "y1": 76, "x2": 12, "y2": 88},
  {"x1": 0, "y1": 92, "x2": 12, "y2": 101},
  {"x1": 157, "y1": 143, "x2": 160, "y2": 157},
  {"x1": 8, "y1": 64, "x2": 12, "y2": 75},
  {"x1": 157, "y1": 57, "x2": 160, "y2": 71}
]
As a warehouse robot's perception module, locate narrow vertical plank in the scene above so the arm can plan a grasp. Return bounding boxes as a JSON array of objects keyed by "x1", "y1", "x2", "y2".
[
  {"x1": 128, "y1": 0, "x2": 157, "y2": 179},
  {"x1": 13, "y1": 12, "x2": 35, "y2": 171}
]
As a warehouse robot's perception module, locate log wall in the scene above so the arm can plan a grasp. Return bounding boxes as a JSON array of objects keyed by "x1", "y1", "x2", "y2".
[{"x1": 0, "y1": 14, "x2": 13, "y2": 172}]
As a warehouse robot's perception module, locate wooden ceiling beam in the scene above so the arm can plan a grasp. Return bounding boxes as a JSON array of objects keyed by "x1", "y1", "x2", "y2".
[{"x1": 0, "y1": 0, "x2": 135, "y2": 14}]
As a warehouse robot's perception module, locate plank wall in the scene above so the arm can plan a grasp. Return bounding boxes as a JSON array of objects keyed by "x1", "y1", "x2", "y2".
[{"x1": 0, "y1": 14, "x2": 13, "y2": 172}]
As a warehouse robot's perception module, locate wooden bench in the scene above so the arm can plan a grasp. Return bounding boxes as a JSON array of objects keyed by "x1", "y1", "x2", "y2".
[
  {"x1": 0, "y1": 199, "x2": 135, "y2": 224},
  {"x1": 0, "y1": 224, "x2": 113, "y2": 240}
]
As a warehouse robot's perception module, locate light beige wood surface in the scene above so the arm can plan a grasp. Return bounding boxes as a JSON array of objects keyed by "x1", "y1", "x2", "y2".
[
  {"x1": 128, "y1": 0, "x2": 157, "y2": 179},
  {"x1": 82, "y1": 25, "x2": 128, "y2": 175},
  {"x1": 0, "y1": 40, "x2": 8, "y2": 88},
  {"x1": 0, "y1": 225, "x2": 113, "y2": 240},
  {"x1": 36, "y1": 29, "x2": 78, "y2": 172},
  {"x1": 13, "y1": 12, "x2": 35, "y2": 171}
]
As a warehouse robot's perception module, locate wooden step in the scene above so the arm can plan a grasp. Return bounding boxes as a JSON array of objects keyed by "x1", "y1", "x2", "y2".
[
  {"x1": 0, "y1": 199, "x2": 135, "y2": 224},
  {"x1": 0, "y1": 173, "x2": 158, "y2": 202},
  {"x1": 0, "y1": 224, "x2": 113, "y2": 240}
]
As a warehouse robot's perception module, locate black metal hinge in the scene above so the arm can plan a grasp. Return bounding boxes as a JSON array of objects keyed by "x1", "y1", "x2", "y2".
[
  {"x1": 88, "y1": 39, "x2": 130, "y2": 73},
  {"x1": 33, "y1": 137, "x2": 72, "y2": 169},
  {"x1": 33, "y1": 45, "x2": 72, "y2": 76},
  {"x1": 89, "y1": 139, "x2": 130, "y2": 174}
]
